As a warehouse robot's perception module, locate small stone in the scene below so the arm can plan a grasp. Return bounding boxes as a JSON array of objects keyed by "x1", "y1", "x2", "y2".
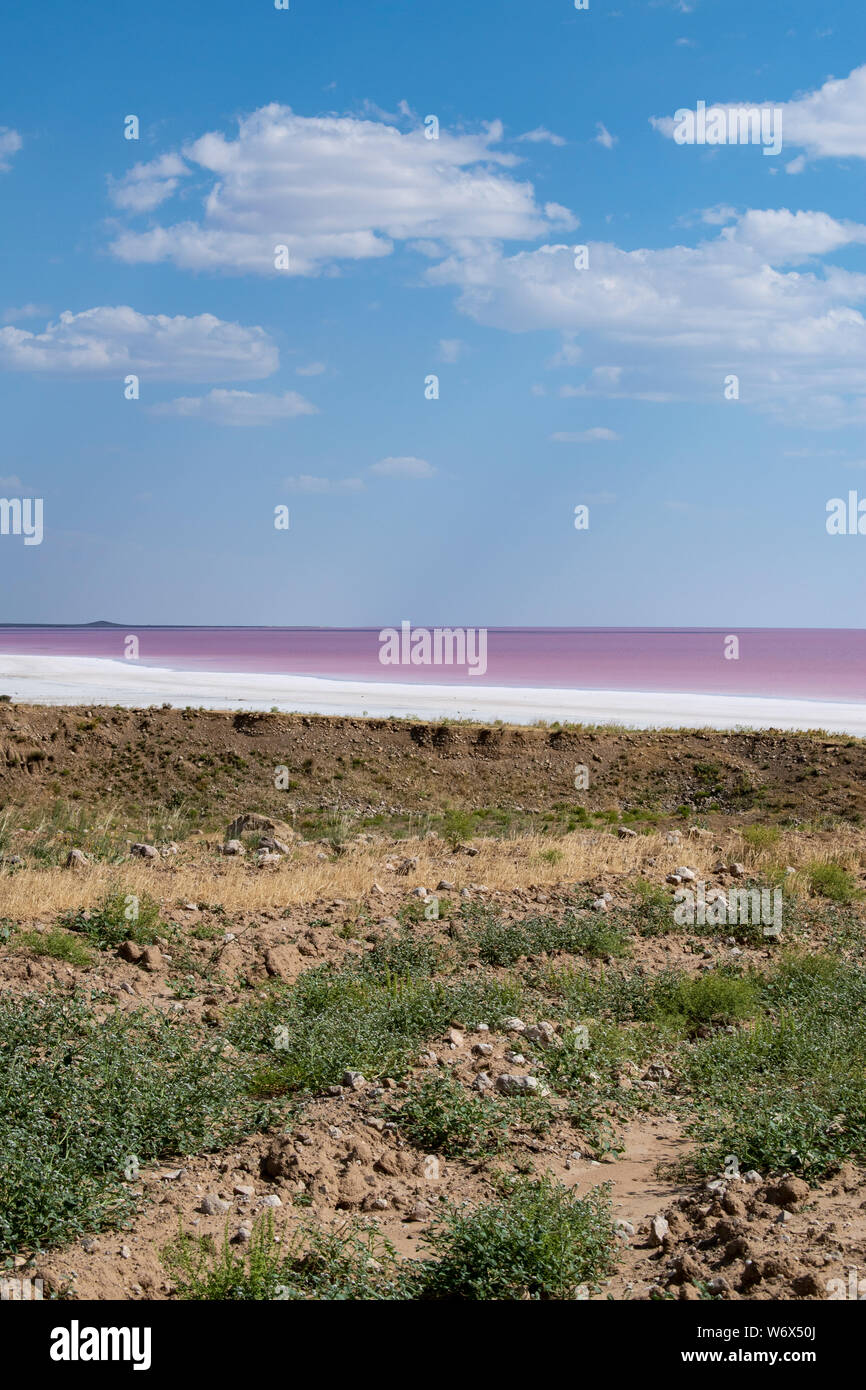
[
  {"x1": 436, "y1": 880, "x2": 455, "y2": 891},
  {"x1": 119, "y1": 940, "x2": 144, "y2": 964},
  {"x1": 524, "y1": 1021, "x2": 560, "y2": 1050},
  {"x1": 675, "y1": 867, "x2": 697, "y2": 882},
  {"x1": 233, "y1": 1184, "x2": 255, "y2": 1197},
  {"x1": 65, "y1": 849, "x2": 88, "y2": 869},
  {"x1": 730, "y1": 862, "x2": 746, "y2": 878},
  {"x1": 130, "y1": 843, "x2": 158, "y2": 859},
  {"x1": 474, "y1": 1072, "x2": 493, "y2": 1091},
  {"x1": 199, "y1": 1195, "x2": 231, "y2": 1215},
  {"x1": 230, "y1": 1225, "x2": 252, "y2": 1245},
  {"x1": 342, "y1": 1070, "x2": 365, "y2": 1090},
  {"x1": 618, "y1": 826, "x2": 637, "y2": 839},
  {"x1": 472, "y1": 1042, "x2": 493, "y2": 1057},
  {"x1": 406, "y1": 1202, "x2": 431, "y2": 1223},
  {"x1": 649, "y1": 1214, "x2": 669, "y2": 1247},
  {"x1": 503, "y1": 1017, "x2": 526, "y2": 1033},
  {"x1": 220, "y1": 840, "x2": 246, "y2": 857},
  {"x1": 260, "y1": 1194, "x2": 282, "y2": 1208},
  {"x1": 495, "y1": 1074, "x2": 539, "y2": 1095}
]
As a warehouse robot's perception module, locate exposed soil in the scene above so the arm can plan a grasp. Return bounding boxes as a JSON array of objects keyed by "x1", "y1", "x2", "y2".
[
  {"x1": 2, "y1": 707, "x2": 866, "y2": 1303},
  {"x1": 1, "y1": 704, "x2": 864, "y2": 829}
]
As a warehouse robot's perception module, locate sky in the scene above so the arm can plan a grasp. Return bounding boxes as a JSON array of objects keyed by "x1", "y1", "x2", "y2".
[{"x1": 1, "y1": 0, "x2": 865, "y2": 627}]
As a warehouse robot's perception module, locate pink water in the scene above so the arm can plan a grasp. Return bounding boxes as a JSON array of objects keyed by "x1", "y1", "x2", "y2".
[{"x1": 0, "y1": 627, "x2": 862, "y2": 701}]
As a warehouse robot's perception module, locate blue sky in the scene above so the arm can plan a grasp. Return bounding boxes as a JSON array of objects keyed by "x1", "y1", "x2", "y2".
[{"x1": 1, "y1": 0, "x2": 865, "y2": 626}]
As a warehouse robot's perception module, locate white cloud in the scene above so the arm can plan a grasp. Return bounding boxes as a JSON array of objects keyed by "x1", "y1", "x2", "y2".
[
  {"x1": 2, "y1": 303, "x2": 50, "y2": 324},
  {"x1": 0, "y1": 129, "x2": 21, "y2": 172},
  {"x1": 517, "y1": 127, "x2": 567, "y2": 146},
  {"x1": 700, "y1": 204, "x2": 738, "y2": 226},
  {"x1": 0, "y1": 306, "x2": 278, "y2": 380},
  {"x1": 594, "y1": 123, "x2": 618, "y2": 149},
  {"x1": 427, "y1": 208, "x2": 866, "y2": 423},
  {"x1": 724, "y1": 208, "x2": 866, "y2": 261},
  {"x1": 438, "y1": 338, "x2": 465, "y2": 363},
  {"x1": 551, "y1": 428, "x2": 620, "y2": 442},
  {"x1": 152, "y1": 388, "x2": 317, "y2": 425},
  {"x1": 369, "y1": 455, "x2": 436, "y2": 478},
  {"x1": 296, "y1": 361, "x2": 326, "y2": 376},
  {"x1": 108, "y1": 153, "x2": 187, "y2": 212},
  {"x1": 652, "y1": 64, "x2": 866, "y2": 163},
  {"x1": 0, "y1": 475, "x2": 24, "y2": 490},
  {"x1": 284, "y1": 475, "x2": 364, "y2": 493},
  {"x1": 108, "y1": 105, "x2": 576, "y2": 275}
]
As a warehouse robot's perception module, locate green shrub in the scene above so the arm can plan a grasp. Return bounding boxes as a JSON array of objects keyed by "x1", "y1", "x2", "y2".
[
  {"x1": 653, "y1": 970, "x2": 760, "y2": 1032},
  {"x1": 807, "y1": 862, "x2": 860, "y2": 904},
  {"x1": 412, "y1": 1177, "x2": 616, "y2": 1300},
  {"x1": 0, "y1": 993, "x2": 274, "y2": 1253},
  {"x1": 741, "y1": 824, "x2": 781, "y2": 850},
  {"x1": 387, "y1": 1072, "x2": 511, "y2": 1158},
  {"x1": 231, "y1": 964, "x2": 523, "y2": 1095},
  {"x1": 15, "y1": 927, "x2": 93, "y2": 968},
  {"x1": 164, "y1": 1213, "x2": 404, "y2": 1301},
  {"x1": 59, "y1": 888, "x2": 162, "y2": 950},
  {"x1": 476, "y1": 912, "x2": 629, "y2": 967}
]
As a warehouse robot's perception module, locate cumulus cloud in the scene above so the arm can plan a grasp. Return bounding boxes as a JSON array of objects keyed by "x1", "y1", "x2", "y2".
[
  {"x1": 652, "y1": 64, "x2": 866, "y2": 163},
  {"x1": 107, "y1": 105, "x2": 576, "y2": 275},
  {"x1": 296, "y1": 361, "x2": 326, "y2": 376},
  {"x1": 427, "y1": 208, "x2": 866, "y2": 423},
  {"x1": 0, "y1": 306, "x2": 278, "y2": 380},
  {"x1": 0, "y1": 128, "x2": 21, "y2": 172},
  {"x1": 594, "y1": 123, "x2": 618, "y2": 149},
  {"x1": 369, "y1": 456, "x2": 436, "y2": 478},
  {"x1": 152, "y1": 388, "x2": 317, "y2": 425}
]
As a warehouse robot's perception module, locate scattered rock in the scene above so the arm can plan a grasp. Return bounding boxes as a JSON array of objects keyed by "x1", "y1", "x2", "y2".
[
  {"x1": 199, "y1": 1195, "x2": 231, "y2": 1215},
  {"x1": 495, "y1": 1074, "x2": 539, "y2": 1095},
  {"x1": 649, "y1": 1214, "x2": 669, "y2": 1247}
]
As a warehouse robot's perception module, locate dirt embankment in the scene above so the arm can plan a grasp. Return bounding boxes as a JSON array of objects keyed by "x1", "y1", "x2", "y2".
[{"x1": 0, "y1": 704, "x2": 863, "y2": 827}]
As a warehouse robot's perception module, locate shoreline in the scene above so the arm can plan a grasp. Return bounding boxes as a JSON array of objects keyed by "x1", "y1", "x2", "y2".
[{"x1": 1, "y1": 654, "x2": 865, "y2": 734}]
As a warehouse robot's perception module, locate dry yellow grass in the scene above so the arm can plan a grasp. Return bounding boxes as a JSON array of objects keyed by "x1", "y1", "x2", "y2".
[{"x1": 1, "y1": 825, "x2": 864, "y2": 920}]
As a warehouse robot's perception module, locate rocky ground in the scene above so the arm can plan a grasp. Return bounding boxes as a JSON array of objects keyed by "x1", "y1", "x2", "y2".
[{"x1": 1, "y1": 707, "x2": 865, "y2": 1302}]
